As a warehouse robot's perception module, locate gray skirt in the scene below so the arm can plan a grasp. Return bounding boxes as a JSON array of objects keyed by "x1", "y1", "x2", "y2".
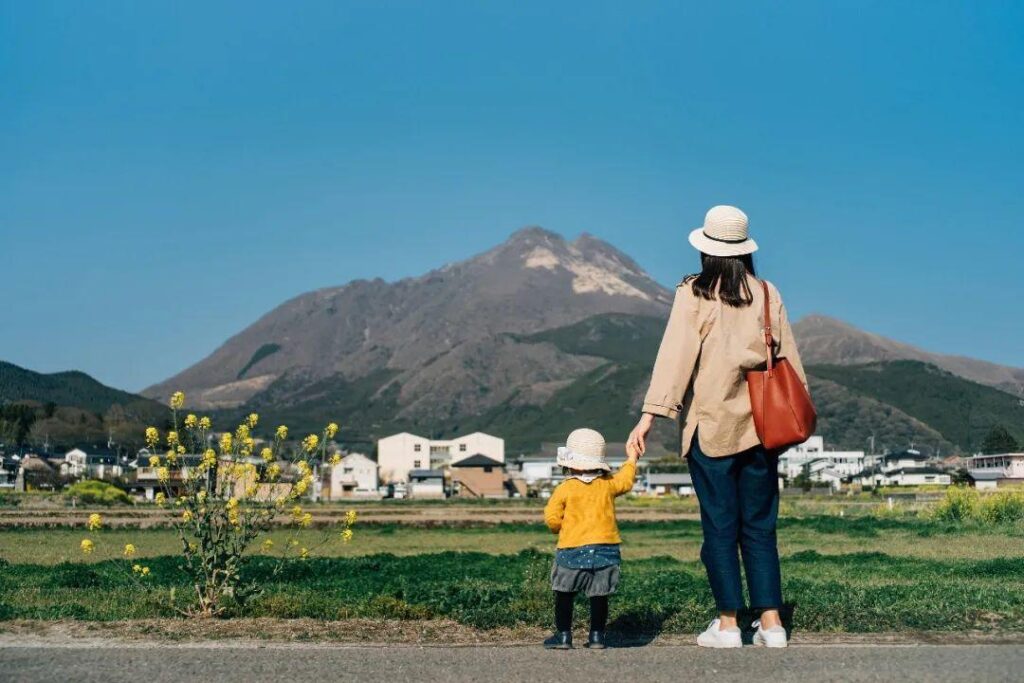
[{"x1": 550, "y1": 559, "x2": 621, "y2": 597}]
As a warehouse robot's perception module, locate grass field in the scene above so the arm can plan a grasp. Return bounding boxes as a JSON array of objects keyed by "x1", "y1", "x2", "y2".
[{"x1": 2, "y1": 514, "x2": 1024, "y2": 633}]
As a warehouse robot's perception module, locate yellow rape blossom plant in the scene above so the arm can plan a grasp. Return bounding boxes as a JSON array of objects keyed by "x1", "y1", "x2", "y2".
[{"x1": 133, "y1": 391, "x2": 356, "y2": 617}]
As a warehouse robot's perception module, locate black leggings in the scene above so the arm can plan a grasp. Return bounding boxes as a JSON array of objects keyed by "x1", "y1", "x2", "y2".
[{"x1": 554, "y1": 591, "x2": 608, "y2": 631}]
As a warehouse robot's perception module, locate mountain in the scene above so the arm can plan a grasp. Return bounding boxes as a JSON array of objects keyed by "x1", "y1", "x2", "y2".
[
  {"x1": 794, "y1": 315, "x2": 1024, "y2": 397},
  {"x1": 142, "y1": 227, "x2": 1024, "y2": 455},
  {"x1": 0, "y1": 361, "x2": 168, "y2": 451},
  {"x1": 143, "y1": 227, "x2": 672, "y2": 423}
]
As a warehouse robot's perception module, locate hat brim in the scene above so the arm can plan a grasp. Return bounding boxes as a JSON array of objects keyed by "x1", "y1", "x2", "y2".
[
  {"x1": 556, "y1": 449, "x2": 612, "y2": 472},
  {"x1": 688, "y1": 228, "x2": 758, "y2": 257}
]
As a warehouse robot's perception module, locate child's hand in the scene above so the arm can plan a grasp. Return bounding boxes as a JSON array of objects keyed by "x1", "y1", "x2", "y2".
[{"x1": 626, "y1": 440, "x2": 641, "y2": 462}]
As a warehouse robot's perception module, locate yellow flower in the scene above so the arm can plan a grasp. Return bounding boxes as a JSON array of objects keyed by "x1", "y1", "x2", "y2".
[
  {"x1": 220, "y1": 433, "x2": 233, "y2": 453},
  {"x1": 300, "y1": 547, "x2": 309, "y2": 560},
  {"x1": 345, "y1": 509, "x2": 357, "y2": 526},
  {"x1": 170, "y1": 391, "x2": 185, "y2": 409},
  {"x1": 288, "y1": 538, "x2": 299, "y2": 547},
  {"x1": 341, "y1": 528, "x2": 354, "y2": 543},
  {"x1": 226, "y1": 497, "x2": 238, "y2": 510},
  {"x1": 329, "y1": 453, "x2": 342, "y2": 466},
  {"x1": 199, "y1": 416, "x2": 211, "y2": 430},
  {"x1": 266, "y1": 463, "x2": 281, "y2": 480},
  {"x1": 290, "y1": 505, "x2": 303, "y2": 518},
  {"x1": 141, "y1": 566, "x2": 150, "y2": 577},
  {"x1": 157, "y1": 467, "x2": 170, "y2": 483},
  {"x1": 260, "y1": 447, "x2": 274, "y2": 462},
  {"x1": 275, "y1": 425, "x2": 288, "y2": 440},
  {"x1": 300, "y1": 512, "x2": 313, "y2": 528},
  {"x1": 262, "y1": 539, "x2": 274, "y2": 551},
  {"x1": 80, "y1": 538, "x2": 94, "y2": 554},
  {"x1": 247, "y1": 413, "x2": 259, "y2": 428},
  {"x1": 184, "y1": 413, "x2": 198, "y2": 429},
  {"x1": 154, "y1": 492, "x2": 166, "y2": 506},
  {"x1": 188, "y1": 542, "x2": 198, "y2": 552},
  {"x1": 293, "y1": 478, "x2": 309, "y2": 496},
  {"x1": 123, "y1": 543, "x2": 136, "y2": 558},
  {"x1": 197, "y1": 490, "x2": 207, "y2": 504},
  {"x1": 228, "y1": 509, "x2": 240, "y2": 526},
  {"x1": 166, "y1": 431, "x2": 179, "y2": 447},
  {"x1": 202, "y1": 449, "x2": 217, "y2": 469},
  {"x1": 245, "y1": 484, "x2": 257, "y2": 497},
  {"x1": 144, "y1": 427, "x2": 159, "y2": 447},
  {"x1": 182, "y1": 510, "x2": 194, "y2": 523},
  {"x1": 170, "y1": 448, "x2": 181, "y2": 461},
  {"x1": 302, "y1": 434, "x2": 319, "y2": 453},
  {"x1": 132, "y1": 564, "x2": 143, "y2": 573},
  {"x1": 87, "y1": 513, "x2": 102, "y2": 531},
  {"x1": 296, "y1": 460, "x2": 311, "y2": 477},
  {"x1": 326, "y1": 422, "x2": 339, "y2": 439},
  {"x1": 148, "y1": 455, "x2": 160, "y2": 467},
  {"x1": 274, "y1": 496, "x2": 287, "y2": 509}
]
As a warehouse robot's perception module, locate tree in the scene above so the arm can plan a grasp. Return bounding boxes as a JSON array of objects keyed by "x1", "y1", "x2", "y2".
[{"x1": 981, "y1": 425, "x2": 1020, "y2": 455}]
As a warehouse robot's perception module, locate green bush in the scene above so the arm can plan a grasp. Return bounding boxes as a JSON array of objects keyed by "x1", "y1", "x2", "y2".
[
  {"x1": 930, "y1": 486, "x2": 979, "y2": 522},
  {"x1": 63, "y1": 480, "x2": 132, "y2": 506},
  {"x1": 977, "y1": 491, "x2": 1024, "y2": 524}
]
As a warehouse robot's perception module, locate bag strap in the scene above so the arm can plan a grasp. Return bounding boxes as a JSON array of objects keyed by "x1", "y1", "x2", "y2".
[{"x1": 760, "y1": 280, "x2": 774, "y2": 376}]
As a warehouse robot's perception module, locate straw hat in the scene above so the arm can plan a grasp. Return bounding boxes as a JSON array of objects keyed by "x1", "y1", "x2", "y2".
[
  {"x1": 688, "y1": 205, "x2": 759, "y2": 257},
  {"x1": 556, "y1": 428, "x2": 611, "y2": 472}
]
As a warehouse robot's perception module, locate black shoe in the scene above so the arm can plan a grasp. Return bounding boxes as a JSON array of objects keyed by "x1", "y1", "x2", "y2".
[
  {"x1": 585, "y1": 630, "x2": 606, "y2": 649},
  {"x1": 543, "y1": 631, "x2": 573, "y2": 649}
]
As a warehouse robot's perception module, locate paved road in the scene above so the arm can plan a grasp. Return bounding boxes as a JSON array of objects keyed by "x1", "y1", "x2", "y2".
[{"x1": 2, "y1": 643, "x2": 1022, "y2": 683}]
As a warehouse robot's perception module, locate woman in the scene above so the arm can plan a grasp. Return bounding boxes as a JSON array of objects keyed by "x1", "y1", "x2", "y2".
[{"x1": 627, "y1": 205, "x2": 807, "y2": 649}]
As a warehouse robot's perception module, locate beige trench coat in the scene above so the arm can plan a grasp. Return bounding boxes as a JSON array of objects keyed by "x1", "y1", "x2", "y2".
[{"x1": 641, "y1": 274, "x2": 808, "y2": 458}]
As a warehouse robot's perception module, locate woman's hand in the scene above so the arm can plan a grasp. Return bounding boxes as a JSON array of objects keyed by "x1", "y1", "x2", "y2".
[{"x1": 627, "y1": 413, "x2": 655, "y2": 457}]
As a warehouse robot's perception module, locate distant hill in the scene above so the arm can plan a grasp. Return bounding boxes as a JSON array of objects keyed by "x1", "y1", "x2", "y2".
[
  {"x1": 0, "y1": 361, "x2": 168, "y2": 451},
  {"x1": 794, "y1": 315, "x2": 1024, "y2": 397}
]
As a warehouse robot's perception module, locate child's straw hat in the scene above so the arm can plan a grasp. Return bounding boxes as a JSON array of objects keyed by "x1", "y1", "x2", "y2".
[{"x1": 556, "y1": 428, "x2": 611, "y2": 472}]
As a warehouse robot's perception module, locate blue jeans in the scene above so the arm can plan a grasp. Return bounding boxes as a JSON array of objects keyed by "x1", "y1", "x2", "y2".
[{"x1": 687, "y1": 434, "x2": 783, "y2": 612}]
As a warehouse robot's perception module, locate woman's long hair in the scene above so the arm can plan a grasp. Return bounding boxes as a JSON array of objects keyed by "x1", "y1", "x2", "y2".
[{"x1": 686, "y1": 253, "x2": 756, "y2": 307}]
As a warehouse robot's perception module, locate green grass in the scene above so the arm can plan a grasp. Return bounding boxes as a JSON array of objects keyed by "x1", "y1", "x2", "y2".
[{"x1": 2, "y1": 516, "x2": 1024, "y2": 632}]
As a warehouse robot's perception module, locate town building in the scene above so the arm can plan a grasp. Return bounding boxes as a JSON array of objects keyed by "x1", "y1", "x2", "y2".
[
  {"x1": 377, "y1": 432, "x2": 504, "y2": 483},
  {"x1": 450, "y1": 454, "x2": 507, "y2": 498},
  {"x1": 407, "y1": 469, "x2": 446, "y2": 498},
  {"x1": 644, "y1": 472, "x2": 694, "y2": 496},
  {"x1": 322, "y1": 452, "x2": 379, "y2": 499},
  {"x1": 848, "y1": 449, "x2": 951, "y2": 488},
  {"x1": 64, "y1": 447, "x2": 124, "y2": 480},
  {"x1": 968, "y1": 452, "x2": 1024, "y2": 489},
  {"x1": 778, "y1": 436, "x2": 865, "y2": 484}
]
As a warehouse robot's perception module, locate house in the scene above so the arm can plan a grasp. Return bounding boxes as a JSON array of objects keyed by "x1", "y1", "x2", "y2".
[
  {"x1": 16, "y1": 455, "x2": 57, "y2": 491},
  {"x1": 377, "y1": 432, "x2": 504, "y2": 483},
  {"x1": 884, "y1": 467, "x2": 951, "y2": 487},
  {"x1": 64, "y1": 447, "x2": 124, "y2": 480},
  {"x1": 407, "y1": 469, "x2": 446, "y2": 499},
  {"x1": 130, "y1": 453, "x2": 204, "y2": 500},
  {"x1": 879, "y1": 449, "x2": 931, "y2": 472},
  {"x1": 450, "y1": 454, "x2": 507, "y2": 498},
  {"x1": 778, "y1": 436, "x2": 865, "y2": 481},
  {"x1": 968, "y1": 452, "x2": 1024, "y2": 489},
  {"x1": 0, "y1": 458, "x2": 17, "y2": 489},
  {"x1": 323, "y1": 452, "x2": 379, "y2": 499},
  {"x1": 644, "y1": 472, "x2": 694, "y2": 496}
]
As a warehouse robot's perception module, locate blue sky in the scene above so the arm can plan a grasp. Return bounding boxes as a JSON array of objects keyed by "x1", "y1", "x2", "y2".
[{"x1": 2, "y1": 1, "x2": 1023, "y2": 392}]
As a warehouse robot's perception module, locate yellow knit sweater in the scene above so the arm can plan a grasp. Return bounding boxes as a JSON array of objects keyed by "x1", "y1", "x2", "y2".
[{"x1": 543, "y1": 462, "x2": 637, "y2": 548}]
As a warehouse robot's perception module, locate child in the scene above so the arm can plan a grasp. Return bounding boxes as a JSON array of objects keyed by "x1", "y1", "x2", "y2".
[{"x1": 542, "y1": 428, "x2": 639, "y2": 649}]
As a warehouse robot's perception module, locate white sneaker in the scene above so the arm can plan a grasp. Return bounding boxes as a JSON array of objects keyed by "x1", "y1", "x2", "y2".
[
  {"x1": 752, "y1": 619, "x2": 788, "y2": 648},
  {"x1": 696, "y1": 619, "x2": 742, "y2": 648}
]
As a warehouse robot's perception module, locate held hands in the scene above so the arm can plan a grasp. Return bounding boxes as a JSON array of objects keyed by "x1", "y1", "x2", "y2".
[{"x1": 626, "y1": 413, "x2": 655, "y2": 458}]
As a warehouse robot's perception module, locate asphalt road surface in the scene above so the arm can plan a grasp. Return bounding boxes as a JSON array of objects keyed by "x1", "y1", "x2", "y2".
[{"x1": 2, "y1": 643, "x2": 1023, "y2": 683}]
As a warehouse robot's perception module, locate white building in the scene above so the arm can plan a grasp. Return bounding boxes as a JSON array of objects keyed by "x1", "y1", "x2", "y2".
[
  {"x1": 408, "y1": 469, "x2": 446, "y2": 498},
  {"x1": 968, "y1": 452, "x2": 1024, "y2": 489},
  {"x1": 323, "y1": 452, "x2": 379, "y2": 499},
  {"x1": 778, "y1": 436, "x2": 865, "y2": 483},
  {"x1": 377, "y1": 432, "x2": 504, "y2": 483},
  {"x1": 64, "y1": 447, "x2": 124, "y2": 480}
]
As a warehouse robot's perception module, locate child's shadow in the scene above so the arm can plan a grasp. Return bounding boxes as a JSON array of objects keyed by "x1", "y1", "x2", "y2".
[{"x1": 604, "y1": 609, "x2": 675, "y2": 648}]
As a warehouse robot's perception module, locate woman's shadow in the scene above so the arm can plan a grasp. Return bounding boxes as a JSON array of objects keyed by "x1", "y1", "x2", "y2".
[{"x1": 605, "y1": 603, "x2": 795, "y2": 648}]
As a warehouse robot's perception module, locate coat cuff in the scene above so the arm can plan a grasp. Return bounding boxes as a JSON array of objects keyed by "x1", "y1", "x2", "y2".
[{"x1": 642, "y1": 402, "x2": 679, "y2": 420}]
